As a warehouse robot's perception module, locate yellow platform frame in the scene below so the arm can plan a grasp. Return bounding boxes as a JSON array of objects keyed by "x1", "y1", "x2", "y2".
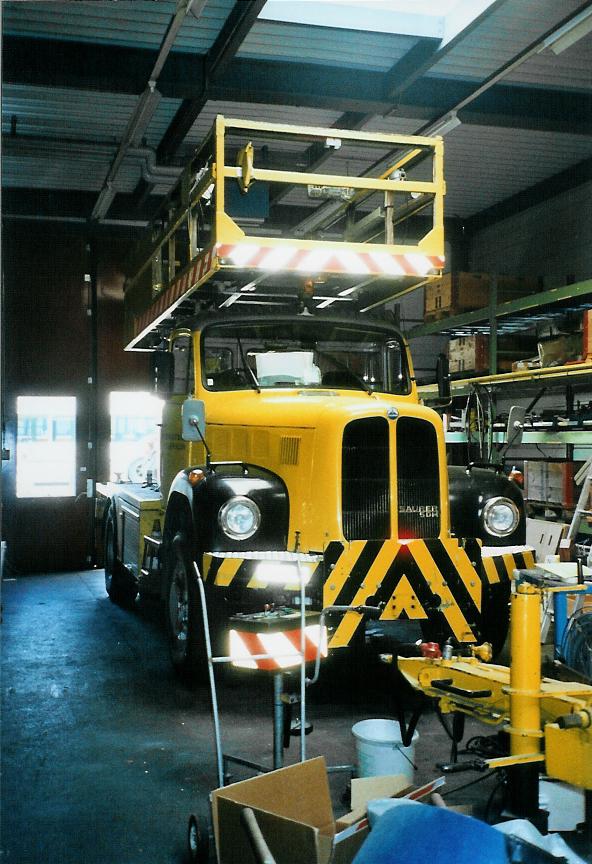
[{"x1": 124, "y1": 115, "x2": 446, "y2": 350}]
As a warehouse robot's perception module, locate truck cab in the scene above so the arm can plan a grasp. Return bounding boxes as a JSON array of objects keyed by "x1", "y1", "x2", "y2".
[{"x1": 99, "y1": 116, "x2": 533, "y2": 679}]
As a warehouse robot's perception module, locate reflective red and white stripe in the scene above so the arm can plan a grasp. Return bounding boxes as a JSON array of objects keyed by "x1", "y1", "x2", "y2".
[
  {"x1": 229, "y1": 625, "x2": 327, "y2": 671},
  {"x1": 217, "y1": 243, "x2": 444, "y2": 277},
  {"x1": 133, "y1": 248, "x2": 214, "y2": 338}
]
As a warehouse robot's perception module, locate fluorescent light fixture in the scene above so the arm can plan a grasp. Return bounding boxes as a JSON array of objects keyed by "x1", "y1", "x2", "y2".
[
  {"x1": 92, "y1": 182, "x2": 116, "y2": 220},
  {"x1": 537, "y1": 7, "x2": 592, "y2": 55},
  {"x1": 219, "y1": 293, "x2": 241, "y2": 308},
  {"x1": 124, "y1": 84, "x2": 162, "y2": 147},
  {"x1": 424, "y1": 112, "x2": 461, "y2": 137}
]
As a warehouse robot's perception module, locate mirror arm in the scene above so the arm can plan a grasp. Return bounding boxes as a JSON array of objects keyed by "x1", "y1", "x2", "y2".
[{"x1": 189, "y1": 416, "x2": 212, "y2": 469}]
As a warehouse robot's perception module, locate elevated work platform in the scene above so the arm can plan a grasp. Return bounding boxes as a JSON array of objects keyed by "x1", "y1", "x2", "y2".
[{"x1": 124, "y1": 116, "x2": 446, "y2": 350}]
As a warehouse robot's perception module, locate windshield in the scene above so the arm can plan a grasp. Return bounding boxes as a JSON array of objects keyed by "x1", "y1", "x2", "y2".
[{"x1": 201, "y1": 319, "x2": 411, "y2": 395}]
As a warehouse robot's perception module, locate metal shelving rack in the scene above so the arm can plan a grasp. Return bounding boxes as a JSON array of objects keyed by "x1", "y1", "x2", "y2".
[
  {"x1": 410, "y1": 277, "x2": 592, "y2": 458},
  {"x1": 407, "y1": 276, "x2": 592, "y2": 376}
]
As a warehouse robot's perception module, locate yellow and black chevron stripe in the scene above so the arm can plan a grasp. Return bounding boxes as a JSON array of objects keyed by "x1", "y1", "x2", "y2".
[
  {"x1": 482, "y1": 548, "x2": 535, "y2": 585},
  {"x1": 202, "y1": 542, "x2": 534, "y2": 651},
  {"x1": 322, "y1": 539, "x2": 535, "y2": 649},
  {"x1": 202, "y1": 555, "x2": 322, "y2": 590}
]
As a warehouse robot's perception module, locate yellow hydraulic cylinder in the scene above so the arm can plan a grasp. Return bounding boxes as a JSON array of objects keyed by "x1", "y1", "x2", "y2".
[{"x1": 508, "y1": 583, "x2": 542, "y2": 756}]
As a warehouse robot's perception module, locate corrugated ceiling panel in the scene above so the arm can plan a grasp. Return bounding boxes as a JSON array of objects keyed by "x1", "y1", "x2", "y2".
[
  {"x1": 3, "y1": 84, "x2": 139, "y2": 142},
  {"x1": 427, "y1": 0, "x2": 587, "y2": 82},
  {"x1": 1, "y1": 0, "x2": 234, "y2": 52},
  {"x1": 506, "y1": 33, "x2": 592, "y2": 90},
  {"x1": 2, "y1": 84, "x2": 183, "y2": 150},
  {"x1": 2, "y1": 144, "x2": 145, "y2": 193},
  {"x1": 238, "y1": 21, "x2": 418, "y2": 72},
  {"x1": 443, "y1": 125, "x2": 592, "y2": 217}
]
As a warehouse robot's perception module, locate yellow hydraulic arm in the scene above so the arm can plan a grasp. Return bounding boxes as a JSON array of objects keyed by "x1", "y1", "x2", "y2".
[{"x1": 398, "y1": 577, "x2": 592, "y2": 790}]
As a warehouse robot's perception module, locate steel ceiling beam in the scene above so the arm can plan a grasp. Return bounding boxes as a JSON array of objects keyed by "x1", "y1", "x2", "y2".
[
  {"x1": 5, "y1": 35, "x2": 590, "y2": 136},
  {"x1": 385, "y1": 0, "x2": 511, "y2": 99},
  {"x1": 382, "y1": 36, "x2": 441, "y2": 101},
  {"x1": 156, "y1": 0, "x2": 267, "y2": 164},
  {"x1": 1, "y1": 187, "x2": 156, "y2": 225}
]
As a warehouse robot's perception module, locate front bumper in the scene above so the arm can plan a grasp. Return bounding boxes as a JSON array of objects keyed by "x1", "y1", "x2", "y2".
[{"x1": 202, "y1": 540, "x2": 535, "y2": 649}]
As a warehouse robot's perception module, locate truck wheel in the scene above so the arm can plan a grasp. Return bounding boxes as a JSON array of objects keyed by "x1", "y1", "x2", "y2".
[
  {"x1": 165, "y1": 533, "x2": 208, "y2": 681},
  {"x1": 104, "y1": 507, "x2": 138, "y2": 607}
]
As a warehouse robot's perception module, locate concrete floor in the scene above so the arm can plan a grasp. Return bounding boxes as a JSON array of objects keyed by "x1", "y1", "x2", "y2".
[{"x1": 2, "y1": 570, "x2": 591, "y2": 863}]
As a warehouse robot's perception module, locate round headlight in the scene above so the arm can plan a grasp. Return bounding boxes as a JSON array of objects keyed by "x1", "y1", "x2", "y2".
[
  {"x1": 482, "y1": 496, "x2": 520, "y2": 538},
  {"x1": 218, "y1": 496, "x2": 261, "y2": 540}
]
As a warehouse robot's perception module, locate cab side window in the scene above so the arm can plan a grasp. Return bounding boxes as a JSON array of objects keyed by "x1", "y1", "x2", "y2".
[{"x1": 171, "y1": 335, "x2": 194, "y2": 395}]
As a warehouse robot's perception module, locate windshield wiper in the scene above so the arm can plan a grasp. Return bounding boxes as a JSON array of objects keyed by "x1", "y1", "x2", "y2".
[
  {"x1": 236, "y1": 334, "x2": 260, "y2": 393},
  {"x1": 315, "y1": 347, "x2": 373, "y2": 395}
]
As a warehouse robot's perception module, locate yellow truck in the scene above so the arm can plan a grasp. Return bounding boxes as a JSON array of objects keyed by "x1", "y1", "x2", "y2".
[{"x1": 99, "y1": 117, "x2": 533, "y2": 678}]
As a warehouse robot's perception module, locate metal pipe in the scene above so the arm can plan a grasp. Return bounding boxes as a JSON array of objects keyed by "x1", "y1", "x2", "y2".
[
  {"x1": 85, "y1": 244, "x2": 98, "y2": 567},
  {"x1": 92, "y1": 0, "x2": 201, "y2": 219},
  {"x1": 194, "y1": 563, "x2": 225, "y2": 788},
  {"x1": 298, "y1": 560, "x2": 307, "y2": 763},
  {"x1": 273, "y1": 672, "x2": 284, "y2": 770},
  {"x1": 509, "y1": 583, "x2": 542, "y2": 757}
]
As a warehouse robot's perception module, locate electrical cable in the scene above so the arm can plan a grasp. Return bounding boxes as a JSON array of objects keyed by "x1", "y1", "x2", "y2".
[
  {"x1": 440, "y1": 771, "x2": 496, "y2": 798},
  {"x1": 463, "y1": 735, "x2": 505, "y2": 759},
  {"x1": 561, "y1": 608, "x2": 592, "y2": 679},
  {"x1": 435, "y1": 704, "x2": 454, "y2": 741},
  {"x1": 484, "y1": 774, "x2": 507, "y2": 824}
]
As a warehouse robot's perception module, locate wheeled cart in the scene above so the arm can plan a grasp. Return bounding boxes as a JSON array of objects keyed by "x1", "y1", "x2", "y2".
[
  {"x1": 187, "y1": 554, "x2": 324, "y2": 862},
  {"x1": 185, "y1": 557, "x2": 383, "y2": 862}
]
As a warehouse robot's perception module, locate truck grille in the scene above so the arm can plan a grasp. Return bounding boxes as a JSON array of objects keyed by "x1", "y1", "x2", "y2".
[
  {"x1": 342, "y1": 418, "x2": 390, "y2": 540},
  {"x1": 396, "y1": 417, "x2": 440, "y2": 539}
]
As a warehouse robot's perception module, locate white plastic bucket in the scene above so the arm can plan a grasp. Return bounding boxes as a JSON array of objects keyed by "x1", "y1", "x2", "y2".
[{"x1": 352, "y1": 719, "x2": 418, "y2": 782}]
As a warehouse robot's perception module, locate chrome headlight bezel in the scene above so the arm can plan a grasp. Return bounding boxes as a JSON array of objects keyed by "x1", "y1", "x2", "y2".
[
  {"x1": 482, "y1": 496, "x2": 520, "y2": 538},
  {"x1": 218, "y1": 496, "x2": 261, "y2": 541}
]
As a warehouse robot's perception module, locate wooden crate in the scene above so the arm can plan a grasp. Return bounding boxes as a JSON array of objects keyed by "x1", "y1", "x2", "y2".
[{"x1": 425, "y1": 272, "x2": 538, "y2": 321}]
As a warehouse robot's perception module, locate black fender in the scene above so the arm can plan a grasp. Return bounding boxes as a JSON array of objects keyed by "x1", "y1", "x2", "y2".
[
  {"x1": 448, "y1": 464, "x2": 526, "y2": 547},
  {"x1": 165, "y1": 462, "x2": 289, "y2": 562}
]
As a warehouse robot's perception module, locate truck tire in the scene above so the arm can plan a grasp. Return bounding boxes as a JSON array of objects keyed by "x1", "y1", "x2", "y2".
[
  {"x1": 165, "y1": 532, "x2": 209, "y2": 681},
  {"x1": 104, "y1": 506, "x2": 138, "y2": 607}
]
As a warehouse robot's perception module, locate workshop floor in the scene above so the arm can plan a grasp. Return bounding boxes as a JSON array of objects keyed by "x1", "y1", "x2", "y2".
[{"x1": 2, "y1": 570, "x2": 590, "y2": 863}]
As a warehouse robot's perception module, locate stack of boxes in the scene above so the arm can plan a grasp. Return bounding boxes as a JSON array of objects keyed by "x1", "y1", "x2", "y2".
[{"x1": 424, "y1": 272, "x2": 591, "y2": 376}]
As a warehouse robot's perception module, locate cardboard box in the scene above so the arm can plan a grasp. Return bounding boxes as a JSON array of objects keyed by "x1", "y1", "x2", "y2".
[
  {"x1": 537, "y1": 333, "x2": 583, "y2": 367},
  {"x1": 583, "y1": 310, "x2": 592, "y2": 360},
  {"x1": 449, "y1": 334, "x2": 489, "y2": 374},
  {"x1": 524, "y1": 461, "x2": 582, "y2": 508},
  {"x1": 448, "y1": 334, "x2": 536, "y2": 374},
  {"x1": 425, "y1": 272, "x2": 537, "y2": 320},
  {"x1": 211, "y1": 758, "x2": 411, "y2": 864},
  {"x1": 526, "y1": 518, "x2": 569, "y2": 561}
]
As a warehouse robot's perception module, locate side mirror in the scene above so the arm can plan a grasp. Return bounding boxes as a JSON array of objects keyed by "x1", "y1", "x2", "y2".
[
  {"x1": 151, "y1": 351, "x2": 174, "y2": 397},
  {"x1": 436, "y1": 353, "x2": 451, "y2": 401},
  {"x1": 182, "y1": 399, "x2": 206, "y2": 442},
  {"x1": 506, "y1": 405, "x2": 526, "y2": 447}
]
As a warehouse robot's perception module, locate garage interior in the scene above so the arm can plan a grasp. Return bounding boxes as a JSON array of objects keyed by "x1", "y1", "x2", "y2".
[{"x1": 2, "y1": 1, "x2": 592, "y2": 862}]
